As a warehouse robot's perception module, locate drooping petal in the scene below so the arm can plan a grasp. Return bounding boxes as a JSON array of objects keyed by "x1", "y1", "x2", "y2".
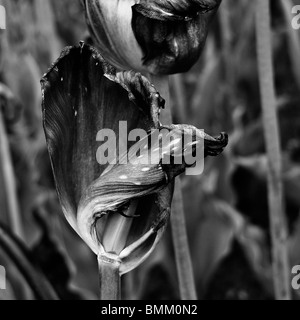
[
  {"x1": 41, "y1": 42, "x2": 165, "y2": 239},
  {"x1": 41, "y1": 43, "x2": 228, "y2": 274},
  {"x1": 132, "y1": 0, "x2": 222, "y2": 74}
]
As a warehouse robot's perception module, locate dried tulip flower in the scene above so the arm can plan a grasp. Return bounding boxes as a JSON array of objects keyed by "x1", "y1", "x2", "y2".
[
  {"x1": 82, "y1": 0, "x2": 222, "y2": 74},
  {"x1": 41, "y1": 42, "x2": 227, "y2": 298}
]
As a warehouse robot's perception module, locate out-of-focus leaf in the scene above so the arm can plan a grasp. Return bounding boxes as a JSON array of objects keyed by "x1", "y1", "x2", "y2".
[
  {"x1": 236, "y1": 223, "x2": 273, "y2": 296},
  {"x1": 233, "y1": 155, "x2": 300, "y2": 229},
  {"x1": 33, "y1": 0, "x2": 63, "y2": 66},
  {"x1": 2, "y1": 53, "x2": 42, "y2": 137},
  {"x1": 0, "y1": 84, "x2": 24, "y2": 238},
  {"x1": 52, "y1": 0, "x2": 87, "y2": 46},
  {"x1": 31, "y1": 207, "x2": 86, "y2": 300},
  {"x1": 192, "y1": 196, "x2": 244, "y2": 297},
  {"x1": 232, "y1": 101, "x2": 300, "y2": 157},
  {"x1": 170, "y1": 74, "x2": 187, "y2": 123},
  {"x1": 204, "y1": 241, "x2": 272, "y2": 300},
  {"x1": 289, "y1": 213, "x2": 300, "y2": 271},
  {"x1": 0, "y1": 83, "x2": 22, "y2": 125},
  {"x1": 0, "y1": 222, "x2": 59, "y2": 300},
  {"x1": 191, "y1": 39, "x2": 222, "y2": 129},
  {"x1": 0, "y1": 280, "x2": 16, "y2": 300},
  {"x1": 140, "y1": 264, "x2": 179, "y2": 300},
  {"x1": 0, "y1": 80, "x2": 41, "y2": 233},
  {"x1": 283, "y1": 165, "x2": 300, "y2": 208},
  {"x1": 279, "y1": 0, "x2": 300, "y2": 90}
]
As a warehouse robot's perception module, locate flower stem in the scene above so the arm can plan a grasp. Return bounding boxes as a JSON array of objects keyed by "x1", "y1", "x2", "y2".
[
  {"x1": 98, "y1": 254, "x2": 121, "y2": 300},
  {"x1": 255, "y1": 0, "x2": 291, "y2": 300},
  {"x1": 149, "y1": 74, "x2": 197, "y2": 300}
]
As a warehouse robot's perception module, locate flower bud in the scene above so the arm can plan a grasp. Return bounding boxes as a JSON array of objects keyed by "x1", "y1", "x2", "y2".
[{"x1": 83, "y1": 0, "x2": 222, "y2": 74}]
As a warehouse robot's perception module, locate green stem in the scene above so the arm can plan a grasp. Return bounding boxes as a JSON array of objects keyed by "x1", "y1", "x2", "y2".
[
  {"x1": 149, "y1": 74, "x2": 197, "y2": 300},
  {"x1": 98, "y1": 254, "x2": 121, "y2": 300},
  {"x1": 255, "y1": 0, "x2": 291, "y2": 300}
]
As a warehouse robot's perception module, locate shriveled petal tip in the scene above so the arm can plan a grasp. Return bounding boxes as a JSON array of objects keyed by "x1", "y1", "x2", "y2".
[
  {"x1": 114, "y1": 71, "x2": 165, "y2": 128},
  {"x1": 133, "y1": 0, "x2": 222, "y2": 21},
  {"x1": 41, "y1": 42, "x2": 167, "y2": 237},
  {"x1": 204, "y1": 132, "x2": 228, "y2": 156}
]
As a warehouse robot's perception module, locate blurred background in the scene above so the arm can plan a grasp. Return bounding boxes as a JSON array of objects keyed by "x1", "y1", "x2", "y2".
[{"x1": 0, "y1": 0, "x2": 300, "y2": 300}]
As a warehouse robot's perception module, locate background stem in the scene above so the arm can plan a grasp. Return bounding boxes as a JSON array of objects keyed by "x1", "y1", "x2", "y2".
[
  {"x1": 98, "y1": 254, "x2": 121, "y2": 300},
  {"x1": 149, "y1": 74, "x2": 197, "y2": 300},
  {"x1": 0, "y1": 107, "x2": 24, "y2": 239},
  {"x1": 255, "y1": 0, "x2": 291, "y2": 300}
]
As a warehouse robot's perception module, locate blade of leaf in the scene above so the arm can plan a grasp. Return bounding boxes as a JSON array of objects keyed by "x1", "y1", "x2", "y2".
[{"x1": 0, "y1": 222, "x2": 59, "y2": 300}]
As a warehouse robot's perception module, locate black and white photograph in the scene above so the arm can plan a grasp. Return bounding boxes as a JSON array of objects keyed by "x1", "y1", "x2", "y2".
[{"x1": 0, "y1": 0, "x2": 300, "y2": 304}]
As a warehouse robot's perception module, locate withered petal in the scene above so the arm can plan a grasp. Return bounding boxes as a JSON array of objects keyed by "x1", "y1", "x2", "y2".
[
  {"x1": 77, "y1": 122, "x2": 228, "y2": 255},
  {"x1": 41, "y1": 42, "x2": 165, "y2": 237},
  {"x1": 132, "y1": 0, "x2": 222, "y2": 74},
  {"x1": 41, "y1": 42, "x2": 228, "y2": 271}
]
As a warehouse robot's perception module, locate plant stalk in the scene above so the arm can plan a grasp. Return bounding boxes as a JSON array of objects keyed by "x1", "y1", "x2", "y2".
[
  {"x1": 255, "y1": 0, "x2": 291, "y2": 300},
  {"x1": 149, "y1": 74, "x2": 197, "y2": 300},
  {"x1": 98, "y1": 254, "x2": 121, "y2": 300}
]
